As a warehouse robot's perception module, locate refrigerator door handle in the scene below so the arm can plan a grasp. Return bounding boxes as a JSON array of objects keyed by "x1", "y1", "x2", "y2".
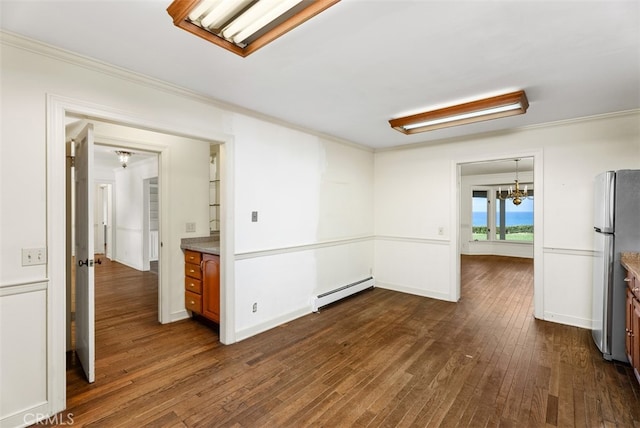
[{"x1": 592, "y1": 231, "x2": 614, "y2": 358}]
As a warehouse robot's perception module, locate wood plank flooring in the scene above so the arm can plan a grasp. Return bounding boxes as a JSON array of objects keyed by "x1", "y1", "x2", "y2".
[{"x1": 43, "y1": 255, "x2": 640, "y2": 427}]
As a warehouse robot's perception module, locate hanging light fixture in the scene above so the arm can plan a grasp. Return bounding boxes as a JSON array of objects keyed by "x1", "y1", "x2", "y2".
[
  {"x1": 115, "y1": 150, "x2": 132, "y2": 168},
  {"x1": 498, "y1": 159, "x2": 529, "y2": 205}
]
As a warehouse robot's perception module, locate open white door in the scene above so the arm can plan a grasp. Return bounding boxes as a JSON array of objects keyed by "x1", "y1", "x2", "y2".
[{"x1": 74, "y1": 124, "x2": 95, "y2": 383}]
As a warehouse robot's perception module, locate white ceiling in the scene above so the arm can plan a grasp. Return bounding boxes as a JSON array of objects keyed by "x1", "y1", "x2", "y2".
[{"x1": 1, "y1": 1, "x2": 639, "y2": 151}]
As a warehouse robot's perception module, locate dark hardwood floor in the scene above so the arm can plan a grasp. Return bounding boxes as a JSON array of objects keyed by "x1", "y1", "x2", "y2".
[{"x1": 45, "y1": 255, "x2": 639, "y2": 427}]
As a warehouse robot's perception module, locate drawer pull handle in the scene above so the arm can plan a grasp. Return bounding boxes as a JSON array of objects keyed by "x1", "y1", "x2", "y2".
[
  {"x1": 190, "y1": 300, "x2": 195, "y2": 305},
  {"x1": 190, "y1": 269, "x2": 195, "y2": 273},
  {"x1": 624, "y1": 278, "x2": 631, "y2": 282}
]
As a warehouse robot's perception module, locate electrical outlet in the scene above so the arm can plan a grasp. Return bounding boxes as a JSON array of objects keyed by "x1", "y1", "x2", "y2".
[
  {"x1": 186, "y1": 222, "x2": 196, "y2": 233},
  {"x1": 252, "y1": 302, "x2": 258, "y2": 313},
  {"x1": 22, "y1": 248, "x2": 47, "y2": 266},
  {"x1": 251, "y1": 211, "x2": 258, "y2": 222}
]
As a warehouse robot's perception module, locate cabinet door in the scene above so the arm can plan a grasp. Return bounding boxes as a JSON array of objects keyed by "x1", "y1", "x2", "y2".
[
  {"x1": 202, "y1": 254, "x2": 220, "y2": 323},
  {"x1": 633, "y1": 297, "x2": 640, "y2": 382},
  {"x1": 627, "y1": 289, "x2": 635, "y2": 364}
]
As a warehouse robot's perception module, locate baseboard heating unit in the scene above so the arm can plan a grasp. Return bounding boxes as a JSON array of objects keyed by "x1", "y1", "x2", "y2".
[{"x1": 312, "y1": 276, "x2": 375, "y2": 312}]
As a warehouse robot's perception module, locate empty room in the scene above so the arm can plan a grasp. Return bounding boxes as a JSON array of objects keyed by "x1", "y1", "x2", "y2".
[{"x1": 1, "y1": 1, "x2": 639, "y2": 427}]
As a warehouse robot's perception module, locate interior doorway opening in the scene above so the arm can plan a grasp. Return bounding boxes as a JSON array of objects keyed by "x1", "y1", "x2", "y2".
[
  {"x1": 48, "y1": 95, "x2": 236, "y2": 419},
  {"x1": 455, "y1": 154, "x2": 543, "y2": 320},
  {"x1": 65, "y1": 116, "x2": 162, "y2": 382}
]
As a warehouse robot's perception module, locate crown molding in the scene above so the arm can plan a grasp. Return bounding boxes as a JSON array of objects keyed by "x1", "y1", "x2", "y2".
[{"x1": 0, "y1": 30, "x2": 372, "y2": 153}]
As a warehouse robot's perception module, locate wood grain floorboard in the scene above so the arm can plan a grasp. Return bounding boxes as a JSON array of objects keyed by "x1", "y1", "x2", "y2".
[{"x1": 36, "y1": 255, "x2": 640, "y2": 427}]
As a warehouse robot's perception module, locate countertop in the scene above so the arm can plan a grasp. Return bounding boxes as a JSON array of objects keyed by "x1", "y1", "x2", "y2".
[
  {"x1": 181, "y1": 236, "x2": 220, "y2": 255},
  {"x1": 621, "y1": 252, "x2": 640, "y2": 279}
]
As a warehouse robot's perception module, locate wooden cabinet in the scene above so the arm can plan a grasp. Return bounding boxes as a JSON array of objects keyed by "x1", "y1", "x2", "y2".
[
  {"x1": 184, "y1": 250, "x2": 202, "y2": 315},
  {"x1": 625, "y1": 268, "x2": 640, "y2": 385},
  {"x1": 184, "y1": 249, "x2": 220, "y2": 324},
  {"x1": 627, "y1": 288, "x2": 635, "y2": 363},
  {"x1": 633, "y1": 298, "x2": 640, "y2": 382},
  {"x1": 202, "y1": 254, "x2": 220, "y2": 323}
]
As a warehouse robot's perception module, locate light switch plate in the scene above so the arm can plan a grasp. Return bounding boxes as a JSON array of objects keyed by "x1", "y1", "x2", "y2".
[
  {"x1": 251, "y1": 211, "x2": 258, "y2": 222},
  {"x1": 186, "y1": 222, "x2": 196, "y2": 233},
  {"x1": 22, "y1": 248, "x2": 47, "y2": 266}
]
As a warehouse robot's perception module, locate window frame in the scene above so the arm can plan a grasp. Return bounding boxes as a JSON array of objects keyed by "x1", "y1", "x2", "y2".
[{"x1": 471, "y1": 185, "x2": 534, "y2": 243}]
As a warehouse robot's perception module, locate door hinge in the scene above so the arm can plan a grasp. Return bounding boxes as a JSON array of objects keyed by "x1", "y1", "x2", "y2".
[{"x1": 67, "y1": 155, "x2": 75, "y2": 167}]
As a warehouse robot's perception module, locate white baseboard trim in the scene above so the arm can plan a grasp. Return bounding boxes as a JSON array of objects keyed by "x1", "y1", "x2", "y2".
[
  {"x1": 167, "y1": 309, "x2": 190, "y2": 324},
  {"x1": 543, "y1": 311, "x2": 591, "y2": 330},
  {"x1": 113, "y1": 258, "x2": 144, "y2": 272},
  {"x1": 1, "y1": 400, "x2": 51, "y2": 428},
  {"x1": 376, "y1": 281, "x2": 454, "y2": 302},
  {"x1": 235, "y1": 306, "x2": 311, "y2": 342}
]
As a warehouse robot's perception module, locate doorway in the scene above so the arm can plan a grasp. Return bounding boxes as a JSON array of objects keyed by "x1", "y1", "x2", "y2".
[
  {"x1": 48, "y1": 95, "x2": 236, "y2": 417},
  {"x1": 455, "y1": 153, "x2": 544, "y2": 319},
  {"x1": 66, "y1": 118, "x2": 161, "y2": 382}
]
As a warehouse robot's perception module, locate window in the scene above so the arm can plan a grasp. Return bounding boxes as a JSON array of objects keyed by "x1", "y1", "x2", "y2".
[
  {"x1": 472, "y1": 190, "x2": 489, "y2": 240},
  {"x1": 471, "y1": 187, "x2": 533, "y2": 242},
  {"x1": 495, "y1": 190, "x2": 534, "y2": 241}
]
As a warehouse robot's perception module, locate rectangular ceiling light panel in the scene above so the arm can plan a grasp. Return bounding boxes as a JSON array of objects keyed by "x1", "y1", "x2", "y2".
[
  {"x1": 389, "y1": 90, "x2": 529, "y2": 134},
  {"x1": 167, "y1": 0, "x2": 340, "y2": 57}
]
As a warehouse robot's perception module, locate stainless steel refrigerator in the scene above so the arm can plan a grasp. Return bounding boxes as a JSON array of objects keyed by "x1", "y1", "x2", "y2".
[{"x1": 592, "y1": 169, "x2": 640, "y2": 361}]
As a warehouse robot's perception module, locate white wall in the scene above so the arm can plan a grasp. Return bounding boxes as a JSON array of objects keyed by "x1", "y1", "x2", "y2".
[
  {"x1": 114, "y1": 157, "x2": 159, "y2": 270},
  {"x1": 374, "y1": 112, "x2": 640, "y2": 327},
  {"x1": 0, "y1": 33, "x2": 374, "y2": 426},
  {"x1": 0, "y1": 36, "x2": 216, "y2": 426},
  {"x1": 231, "y1": 114, "x2": 374, "y2": 339}
]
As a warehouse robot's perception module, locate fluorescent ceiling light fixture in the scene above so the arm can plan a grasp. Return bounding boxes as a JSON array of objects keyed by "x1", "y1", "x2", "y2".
[
  {"x1": 389, "y1": 91, "x2": 529, "y2": 135},
  {"x1": 167, "y1": 0, "x2": 340, "y2": 57}
]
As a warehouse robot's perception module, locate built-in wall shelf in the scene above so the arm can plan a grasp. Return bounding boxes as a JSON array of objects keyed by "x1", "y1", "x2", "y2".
[{"x1": 209, "y1": 146, "x2": 220, "y2": 233}]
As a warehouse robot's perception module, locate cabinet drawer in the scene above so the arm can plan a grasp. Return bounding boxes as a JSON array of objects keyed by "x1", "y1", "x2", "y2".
[
  {"x1": 185, "y1": 262, "x2": 202, "y2": 280},
  {"x1": 184, "y1": 250, "x2": 202, "y2": 264},
  {"x1": 185, "y1": 291, "x2": 202, "y2": 314},
  {"x1": 185, "y1": 277, "x2": 202, "y2": 294}
]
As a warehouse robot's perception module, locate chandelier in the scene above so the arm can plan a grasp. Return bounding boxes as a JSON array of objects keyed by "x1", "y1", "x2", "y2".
[
  {"x1": 499, "y1": 159, "x2": 529, "y2": 205},
  {"x1": 115, "y1": 150, "x2": 133, "y2": 168}
]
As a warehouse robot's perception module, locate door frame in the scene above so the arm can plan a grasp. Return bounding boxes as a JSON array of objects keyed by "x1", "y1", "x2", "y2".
[
  {"x1": 47, "y1": 94, "x2": 236, "y2": 412},
  {"x1": 452, "y1": 149, "x2": 544, "y2": 319}
]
